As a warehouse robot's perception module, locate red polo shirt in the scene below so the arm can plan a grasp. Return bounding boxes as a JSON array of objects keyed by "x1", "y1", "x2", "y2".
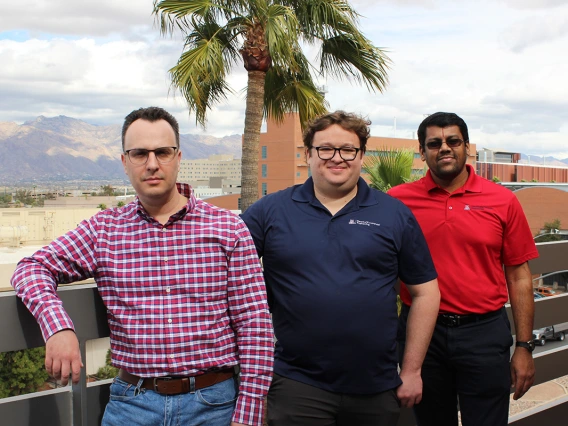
[{"x1": 389, "y1": 164, "x2": 538, "y2": 314}]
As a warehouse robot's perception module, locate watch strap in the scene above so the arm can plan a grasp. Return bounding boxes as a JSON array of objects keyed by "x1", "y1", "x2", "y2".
[{"x1": 516, "y1": 341, "x2": 534, "y2": 352}]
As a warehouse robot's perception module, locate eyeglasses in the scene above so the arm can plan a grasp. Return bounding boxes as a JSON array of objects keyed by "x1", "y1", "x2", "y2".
[
  {"x1": 313, "y1": 146, "x2": 361, "y2": 161},
  {"x1": 124, "y1": 147, "x2": 178, "y2": 165},
  {"x1": 425, "y1": 139, "x2": 465, "y2": 150}
]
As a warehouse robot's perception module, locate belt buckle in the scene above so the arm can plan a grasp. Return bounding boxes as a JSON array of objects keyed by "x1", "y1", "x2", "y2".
[
  {"x1": 153, "y1": 376, "x2": 172, "y2": 392},
  {"x1": 446, "y1": 314, "x2": 460, "y2": 327}
]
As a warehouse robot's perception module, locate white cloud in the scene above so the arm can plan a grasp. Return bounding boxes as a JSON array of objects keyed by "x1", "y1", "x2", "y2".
[
  {"x1": 501, "y1": 12, "x2": 568, "y2": 52},
  {"x1": 1, "y1": 1, "x2": 151, "y2": 36}
]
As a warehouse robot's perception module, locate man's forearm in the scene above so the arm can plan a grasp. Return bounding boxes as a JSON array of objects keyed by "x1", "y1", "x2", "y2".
[{"x1": 506, "y1": 263, "x2": 534, "y2": 342}]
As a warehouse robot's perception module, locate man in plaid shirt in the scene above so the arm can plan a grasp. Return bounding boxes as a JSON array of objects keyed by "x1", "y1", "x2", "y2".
[{"x1": 11, "y1": 106, "x2": 274, "y2": 426}]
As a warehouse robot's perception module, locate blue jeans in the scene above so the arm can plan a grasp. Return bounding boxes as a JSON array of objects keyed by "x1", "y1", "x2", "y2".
[{"x1": 102, "y1": 376, "x2": 238, "y2": 426}]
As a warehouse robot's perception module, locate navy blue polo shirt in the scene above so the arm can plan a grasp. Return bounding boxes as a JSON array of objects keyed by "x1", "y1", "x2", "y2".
[{"x1": 241, "y1": 177, "x2": 436, "y2": 394}]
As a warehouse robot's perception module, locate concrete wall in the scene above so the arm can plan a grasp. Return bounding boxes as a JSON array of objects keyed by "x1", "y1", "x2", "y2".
[{"x1": 0, "y1": 207, "x2": 99, "y2": 246}]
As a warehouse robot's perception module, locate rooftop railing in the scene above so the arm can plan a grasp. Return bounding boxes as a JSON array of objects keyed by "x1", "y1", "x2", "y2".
[{"x1": 1, "y1": 241, "x2": 567, "y2": 426}]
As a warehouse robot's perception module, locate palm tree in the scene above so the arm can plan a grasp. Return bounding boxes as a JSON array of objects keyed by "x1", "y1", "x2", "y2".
[
  {"x1": 363, "y1": 148, "x2": 423, "y2": 192},
  {"x1": 153, "y1": 0, "x2": 390, "y2": 211}
]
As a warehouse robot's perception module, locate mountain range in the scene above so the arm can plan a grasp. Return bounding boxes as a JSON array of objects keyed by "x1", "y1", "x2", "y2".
[
  {"x1": 1, "y1": 115, "x2": 566, "y2": 185},
  {"x1": 0, "y1": 115, "x2": 242, "y2": 185}
]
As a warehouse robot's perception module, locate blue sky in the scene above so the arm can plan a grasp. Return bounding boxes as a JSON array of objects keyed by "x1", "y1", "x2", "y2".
[{"x1": 1, "y1": 0, "x2": 567, "y2": 159}]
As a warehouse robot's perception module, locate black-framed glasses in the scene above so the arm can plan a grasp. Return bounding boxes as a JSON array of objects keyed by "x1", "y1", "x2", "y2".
[
  {"x1": 313, "y1": 146, "x2": 361, "y2": 161},
  {"x1": 124, "y1": 147, "x2": 178, "y2": 165},
  {"x1": 425, "y1": 139, "x2": 465, "y2": 150}
]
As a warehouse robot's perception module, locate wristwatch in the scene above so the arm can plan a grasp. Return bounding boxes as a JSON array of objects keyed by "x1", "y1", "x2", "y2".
[{"x1": 516, "y1": 340, "x2": 535, "y2": 352}]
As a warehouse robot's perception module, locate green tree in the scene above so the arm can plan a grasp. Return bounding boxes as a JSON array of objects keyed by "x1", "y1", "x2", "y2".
[
  {"x1": 492, "y1": 176, "x2": 501, "y2": 183},
  {"x1": 0, "y1": 347, "x2": 49, "y2": 398},
  {"x1": 97, "y1": 203, "x2": 108, "y2": 210},
  {"x1": 0, "y1": 193, "x2": 12, "y2": 206},
  {"x1": 14, "y1": 189, "x2": 35, "y2": 206},
  {"x1": 153, "y1": 0, "x2": 390, "y2": 211},
  {"x1": 535, "y1": 219, "x2": 562, "y2": 242},
  {"x1": 117, "y1": 201, "x2": 125, "y2": 207},
  {"x1": 362, "y1": 148, "x2": 422, "y2": 192},
  {"x1": 98, "y1": 185, "x2": 117, "y2": 196}
]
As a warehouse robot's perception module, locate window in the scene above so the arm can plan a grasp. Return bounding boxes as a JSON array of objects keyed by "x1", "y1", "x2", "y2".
[
  {"x1": 296, "y1": 153, "x2": 301, "y2": 158},
  {"x1": 262, "y1": 183, "x2": 268, "y2": 196},
  {"x1": 261, "y1": 146, "x2": 267, "y2": 159},
  {"x1": 262, "y1": 164, "x2": 267, "y2": 178},
  {"x1": 296, "y1": 172, "x2": 301, "y2": 177},
  {"x1": 414, "y1": 153, "x2": 421, "y2": 159}
]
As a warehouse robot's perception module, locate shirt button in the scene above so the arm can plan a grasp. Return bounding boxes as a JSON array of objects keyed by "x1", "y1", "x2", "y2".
[
  {"x1": 169, "y1": 354, "x2": 174, "y2": 359},
  {"x1": 164, "y1": 257, "x2": 168, "y2": 263},
  {"x1": 168, "y1": 318, "x2": 172, "y2": 324},
  {"x1": 449, "y1": 206, "x2": 453, "y2": 210},
  {"x1": 166, "y1": 287, "x2": 171, "y2": 293},
  {"x1": 162, "y1": 227, "x2": 167, "y2": 232}
]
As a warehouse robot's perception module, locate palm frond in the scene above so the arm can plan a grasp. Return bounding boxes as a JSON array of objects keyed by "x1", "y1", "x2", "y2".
[
  {"x1": 264, "y1": 4, "x2": 299, "y2": 68},
  {"x1": 320, "y1": 34, "x2": 390, "y2": 92},
  {"x1": 169, "y1": 24, "x2": 235, "y2": 126},
  {"x1": 290, "y1": 0, "x2": 359, "y2": 42},
  {"x1": 363, "y1": 148, "x2": 417, "y2": 192},
  {"x1": 153, "y1": 0, "x2": 216, "y2": 35},
  {"x1": 264, "y1": 52, "x2": 327, "y2": 127}
]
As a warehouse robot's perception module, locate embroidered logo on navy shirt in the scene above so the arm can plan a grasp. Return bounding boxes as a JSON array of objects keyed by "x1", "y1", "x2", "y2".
[{"x1": 349, "y1": 219, "x2": 381, "y2": 227}]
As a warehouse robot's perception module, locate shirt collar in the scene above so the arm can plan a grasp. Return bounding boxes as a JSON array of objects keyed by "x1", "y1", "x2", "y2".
[
  {"x1": 424, "y1": 163, "x2": 482, "y2": 194},
  {"x1": 135, "y1": 182, "x2": 196, "y2": 221},
  {"x1": 292, "y1": 177, "x2": 379, "y2": 207}
]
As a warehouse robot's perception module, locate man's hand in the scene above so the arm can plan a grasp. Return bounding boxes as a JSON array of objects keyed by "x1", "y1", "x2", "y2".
[
  {"x1": 396, "y1": 369, "x2": 423, "y2": 408},
  {"x1": 45, "y1": 329, "x2": 83, "y2": 385},
  {"x1": 511, "y1": 347, "x2": 535, "y2": 400}
]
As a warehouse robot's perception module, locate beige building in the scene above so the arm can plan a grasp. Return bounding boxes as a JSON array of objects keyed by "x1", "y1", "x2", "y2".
[
  {"x1": 1, "y1": 207, "x2": 110, "y2": 374},
  {"x1": 0, "y1": 206, "x2": 100, "y2": 288},
  {"x1": 178, "y1": 154, "x2": 241, "y2": 182}
]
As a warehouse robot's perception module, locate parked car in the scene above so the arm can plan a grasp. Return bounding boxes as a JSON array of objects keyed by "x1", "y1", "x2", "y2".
[
  {"x1": 533, "y1": 326, "x2": 565, "y2": 346},
  {"x1": 535, "y1": 286, "x2": 557, "y2": 297}
]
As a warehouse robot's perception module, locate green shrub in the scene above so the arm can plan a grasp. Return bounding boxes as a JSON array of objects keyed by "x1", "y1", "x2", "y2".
[
  {"x1": 94, "y1": 349, "x2": 118, "y2": 380},
  {"x1": 0, "y1": 347, "x2": 49, "y2": 398}
]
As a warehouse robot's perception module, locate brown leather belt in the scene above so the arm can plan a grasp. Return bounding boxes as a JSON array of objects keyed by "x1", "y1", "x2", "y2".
[{"x1": 118, "y1": 368, "x2": 235, "y2": 395}]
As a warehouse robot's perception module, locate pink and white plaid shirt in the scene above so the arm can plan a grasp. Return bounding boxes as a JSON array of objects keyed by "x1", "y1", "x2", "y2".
[{"x1": 11, "y1": 183, "x2": 273, "y2": 426}]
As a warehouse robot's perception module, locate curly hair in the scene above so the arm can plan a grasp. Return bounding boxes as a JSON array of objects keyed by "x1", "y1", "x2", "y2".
[{"x1": 303, "y1": 111, "x2": 371, "y2": 153}]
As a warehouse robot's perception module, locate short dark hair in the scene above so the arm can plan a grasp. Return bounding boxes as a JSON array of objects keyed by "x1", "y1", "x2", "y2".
[
  {"x1": 417, "y1": 112, "x2": 469, "y2": 149},
  {"x1": 303, "y1": 110, "x2": 370, "y2": 153},
  {"x1": 122, "y1": 107, "x2": 180, "y2": 151}
]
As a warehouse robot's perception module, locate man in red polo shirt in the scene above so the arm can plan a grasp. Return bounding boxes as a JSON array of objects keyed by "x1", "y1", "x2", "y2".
[{"x1": 388, "y1": 112, "x2": 538, "y2": 426}]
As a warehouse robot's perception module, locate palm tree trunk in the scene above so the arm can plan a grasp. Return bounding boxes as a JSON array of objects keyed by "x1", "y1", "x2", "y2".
[{"x1": 240, "y1": 70, "x2": 265, "y2": 212}]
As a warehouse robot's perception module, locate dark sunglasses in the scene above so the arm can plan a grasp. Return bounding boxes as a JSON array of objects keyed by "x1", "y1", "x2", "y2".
[{"x1": 425, "y1": 139, "x2": 465, "y2": 150}]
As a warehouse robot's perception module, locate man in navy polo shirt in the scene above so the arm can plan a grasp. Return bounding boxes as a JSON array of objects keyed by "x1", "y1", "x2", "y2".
[{"x1": 241, "y1": 111, "x2": 441, "y2": 426}]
